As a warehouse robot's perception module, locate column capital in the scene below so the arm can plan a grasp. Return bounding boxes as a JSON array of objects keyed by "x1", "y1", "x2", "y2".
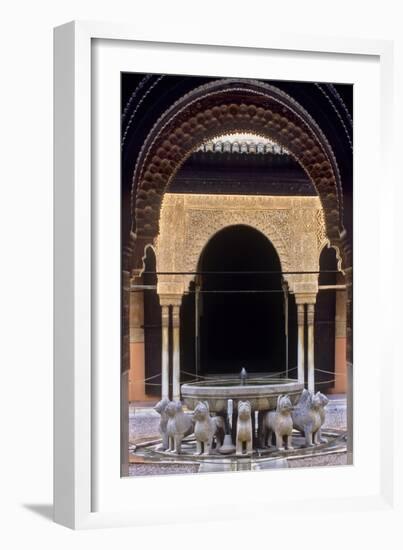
[
  {"x1": 157, "y1": 276, "x2": 185, "y2": 299},
  {"x1": 294, "y1": 292, "x2": 317, "y2": 305},
  {"x1": 159, "y1": 293, "x2": 183, "y2": 307}
]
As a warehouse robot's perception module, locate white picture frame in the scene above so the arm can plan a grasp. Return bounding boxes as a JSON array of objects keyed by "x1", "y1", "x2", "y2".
[{"x1": 54, "y1": 21, "x2": 398, "y2": 530}]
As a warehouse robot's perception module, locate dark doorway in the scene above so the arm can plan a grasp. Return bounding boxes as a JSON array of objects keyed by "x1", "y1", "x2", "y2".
[{"x1": 195, "y1": 225, "x2": 285, "y2": 376}]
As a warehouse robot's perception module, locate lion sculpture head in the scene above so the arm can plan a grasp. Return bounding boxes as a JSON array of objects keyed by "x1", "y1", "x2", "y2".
[
  {"x1": 165, "y1": 400, "x2": 178, "y2": 419},
  {"x1": 276, "y1": 394, "x2": 293, "y2": 414},
  {"x1": 238, "y1": 400, "x2": 252, "y2": 421},
  {"x1": 193, "y1": 401, "x2": 210, "y2": 422},
  {"x1": 315, "y1": 391, "x2": 329, "y2": 408},
  {"x1": 310, "y1": 392, "x2": 322, "y2": 410},
  {"x1": 154, "y1": 397, "x2": 170, "y2": 415}
]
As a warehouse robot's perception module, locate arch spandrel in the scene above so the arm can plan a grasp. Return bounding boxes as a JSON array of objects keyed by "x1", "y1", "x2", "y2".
[{"x1": 155, "y1": 194, "x2": 327, "y2": 299}]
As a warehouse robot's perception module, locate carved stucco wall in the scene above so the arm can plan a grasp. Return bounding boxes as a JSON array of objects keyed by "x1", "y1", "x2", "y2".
[{"x1": 154, "y1": 193, "x2": 329, "y2": 302}]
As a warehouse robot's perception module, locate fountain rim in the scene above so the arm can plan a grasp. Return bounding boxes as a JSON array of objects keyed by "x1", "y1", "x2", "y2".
[{"x1": 181, "y1": 377, "x2": 304, "y2": 398}]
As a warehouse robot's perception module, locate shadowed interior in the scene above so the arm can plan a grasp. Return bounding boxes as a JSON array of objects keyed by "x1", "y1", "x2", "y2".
[{"x1": 194, "y1": 225, "x2": 285, "y2": 375}]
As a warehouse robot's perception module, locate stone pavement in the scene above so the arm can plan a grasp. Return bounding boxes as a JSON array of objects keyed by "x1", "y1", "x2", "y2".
[{"x1": 129, "y1": 463, "x2": 199, "y2": 476}]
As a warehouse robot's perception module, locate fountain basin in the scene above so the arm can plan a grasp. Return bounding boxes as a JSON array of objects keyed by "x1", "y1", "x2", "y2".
[{"x1": 181, "y1": 377, "x2": 304, "y2": 413}]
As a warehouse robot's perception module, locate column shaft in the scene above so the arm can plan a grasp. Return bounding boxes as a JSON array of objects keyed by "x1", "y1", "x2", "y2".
[
  {"x1": 297, "y1": 304, "x2": 305, "y2": 384},
  {"x1": 172, "y1": 305, "x2": 181, "y2": 401},
  {"x1": 161, "y1": 305, "x2": 170, "y2": 399},
  {"x1": 307, "y1": 303, "x2": 315, "y2": 392}
]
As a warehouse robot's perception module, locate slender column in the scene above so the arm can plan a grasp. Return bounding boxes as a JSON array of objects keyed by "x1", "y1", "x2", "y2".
[
  {"x1": 161, "y1": 305, "x2": 170, "y2": 399},
  {"x1": 172, "y1": 305, "x2": 181, "y2": 401},
  {"x1": 297, "y1": 304, "x2": 305, "y2": 384},
  {"x1": 307, "y1": 303, "x2": 315, "y2": 392}
]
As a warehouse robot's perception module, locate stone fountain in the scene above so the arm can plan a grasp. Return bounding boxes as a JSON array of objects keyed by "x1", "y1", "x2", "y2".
[
  {"x1": 134, "y1": 373, "x2": 345, "y2": 469},
  {"x1": 181, "y1": 372, "x2": 303, "y2": 415},
  {"x1": 179, "y1": 368, "x2": 305, "y2": 456}
]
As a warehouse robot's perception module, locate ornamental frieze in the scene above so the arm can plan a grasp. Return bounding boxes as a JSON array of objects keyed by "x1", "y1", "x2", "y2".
[{"x1": 155, "y1": 193, "x2": 329, "y2": 297}]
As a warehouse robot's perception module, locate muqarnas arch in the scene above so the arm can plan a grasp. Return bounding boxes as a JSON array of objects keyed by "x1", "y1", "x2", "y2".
[{"x1": 130, "y1": 79, "x2": 350, "y2": 270}]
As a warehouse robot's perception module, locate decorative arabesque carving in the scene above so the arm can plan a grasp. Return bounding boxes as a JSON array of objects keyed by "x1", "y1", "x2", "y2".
[
  {"x1": 183, "y1": 207, "x2": 291, "y2": 274},
  {"x1": 155, "y1": 193, "x2": 327, "y2": 299}
]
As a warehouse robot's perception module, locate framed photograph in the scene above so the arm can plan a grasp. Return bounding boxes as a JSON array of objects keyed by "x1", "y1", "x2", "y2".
[{"x1": 54, "y1": 21, "x2": 396, "y2": 529}]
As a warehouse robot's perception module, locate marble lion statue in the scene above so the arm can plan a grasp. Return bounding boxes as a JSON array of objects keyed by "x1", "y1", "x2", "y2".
[
  {"x1": 193, "y1": 401, "x2": 225, "y2": 455},
  {"x1": 165, "y1": 400, "x2": 194, "y2": 454},
  {"x1": 261, "y1": 394, "x2": 294, "y2": 451},
  {"x1": 153, "y1": 397, "x2": 171, "y2": 450},
  {"x1": 292, "y1": 389, "x2": 322, "y2": 447},
  {"x1": 315, "y1": 391, "x2": 329, "y2": 443},
  {"x1": 236, "y1": 400, "x2": 253, "y2": 456}
]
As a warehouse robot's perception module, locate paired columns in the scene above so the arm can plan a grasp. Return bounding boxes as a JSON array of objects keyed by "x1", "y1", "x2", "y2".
[
  {"x1": 160, "y1": 289, "x2": 322, "y2": 398},
  {"x1": 160, "y1": 297, "x2": 182, "y2": 401},
  {"x1": 162, "y1": 292, "x2": 317, "y2": 396},
  {"x1": 295, "y1": 295, "x2": 316, "y2": 392}
]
